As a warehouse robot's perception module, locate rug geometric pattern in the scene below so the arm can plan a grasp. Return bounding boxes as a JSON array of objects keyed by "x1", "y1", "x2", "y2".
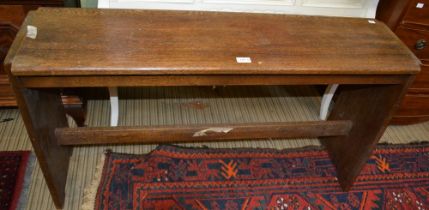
[{"x1": 95, "y1": 144, "x2": 429, "y2": 210}]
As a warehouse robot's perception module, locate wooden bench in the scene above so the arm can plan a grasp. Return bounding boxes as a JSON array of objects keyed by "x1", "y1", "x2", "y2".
[{"x1": 4, "y1": 8, "x2": 420, "y2": 208}]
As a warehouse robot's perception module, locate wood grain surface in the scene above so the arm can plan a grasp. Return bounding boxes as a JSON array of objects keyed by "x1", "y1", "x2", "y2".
[{"x1": 10, "y1": 8, "x2": 420, "y2": 76}]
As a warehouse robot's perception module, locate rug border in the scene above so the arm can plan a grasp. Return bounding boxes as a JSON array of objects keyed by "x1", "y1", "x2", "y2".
[
  {"x1": 15, "y1": 153, "x2": 36, "y2": 210},
  {"x1": 81, "y1": 151, "x2": 107, "y2": 210},
  {"x1": 1, "y1": 151, "x2": 31, "y2": 210},
  {"x1": 101, "y1": 141, "x2": 429, "y2": 157}
]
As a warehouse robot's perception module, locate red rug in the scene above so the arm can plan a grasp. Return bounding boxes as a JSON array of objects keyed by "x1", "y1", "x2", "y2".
[
  {"x1": 95, "y1": 144, "x2": 429, "y2": 209},
  {"x1": 0, "y1": 151, "x2": 31, "y2": 210}
]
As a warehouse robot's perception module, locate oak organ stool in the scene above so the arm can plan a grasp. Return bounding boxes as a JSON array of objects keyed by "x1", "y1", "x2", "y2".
[{"x1": 5, "y1": 8, "x2": 420, "y2": 208}]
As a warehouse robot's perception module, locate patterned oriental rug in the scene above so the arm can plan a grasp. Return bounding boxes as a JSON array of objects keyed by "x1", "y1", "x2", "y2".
[
  {"x1": 87, "y1": 144, "x2": 429, "y2": 210},
  {"x1": 0, "y1": 151, "x2": 33, "y2": 210}
]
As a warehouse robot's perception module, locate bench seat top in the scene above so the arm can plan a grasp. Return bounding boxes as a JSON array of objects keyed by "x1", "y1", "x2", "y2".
[{"x1": 8, "y1": 8, "x2": 420, "y2": 76}]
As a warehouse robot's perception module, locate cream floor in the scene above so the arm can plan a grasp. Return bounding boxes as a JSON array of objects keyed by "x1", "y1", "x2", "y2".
[{"x1": 0, "y1": 86, "x2": 428, "y2": 210}]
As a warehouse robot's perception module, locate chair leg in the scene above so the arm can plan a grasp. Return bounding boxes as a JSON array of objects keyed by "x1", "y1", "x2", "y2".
[
  {"x1": 61, "y1": 90, "x2": 87, "y2": 127},
  {"x1": 109, "y1": 87, "x2": 119, "y2": 127},
  {"x1": 320, "y1": 84, "x2": 339, "y2": 120},
  {"x1": 64, "y1": 104, "x2": 86, "y2": 127}
]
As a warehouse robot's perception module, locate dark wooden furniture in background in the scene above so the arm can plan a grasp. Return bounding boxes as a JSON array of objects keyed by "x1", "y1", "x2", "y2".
[
  {"x1": 377, "y1": 0, "x2": 429, "y2": 124},
  {"x1": 1, "y1": 6, "x2": 38, "y2": 106},
  {"x1": 0, "y1": 0, "x2": 85, "y2": 126},
  {"x1": 5, "y1": 8, "x2": 420, "y2": 208}
]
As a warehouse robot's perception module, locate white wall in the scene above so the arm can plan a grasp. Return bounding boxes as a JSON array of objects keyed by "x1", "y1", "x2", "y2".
[{"x1": 98, "y1": 0, "x2": 379, "y2": 18}]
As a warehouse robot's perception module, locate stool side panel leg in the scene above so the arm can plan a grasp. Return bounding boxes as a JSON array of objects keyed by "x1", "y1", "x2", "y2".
[
  {"x1": 321, "y1": 77, "x2": 414, "y2": 191},
  {"x1": 12, "y1": 85, "x2": 72, "y2": 209}
]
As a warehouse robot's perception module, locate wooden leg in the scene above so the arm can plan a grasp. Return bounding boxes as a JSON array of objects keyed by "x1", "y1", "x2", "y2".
[
  {"x1": 62, "y1": 89, "x2": 87, "y2": 127},
  {"x1": 321, "y1": 80, "x2": 413, "y2": 191},
  {"x1": 13, "y1": 87, "x2": 72, "y2": 208},
  {"x1": 64, "y1": 104, "x2": 87, "y2": 127}
]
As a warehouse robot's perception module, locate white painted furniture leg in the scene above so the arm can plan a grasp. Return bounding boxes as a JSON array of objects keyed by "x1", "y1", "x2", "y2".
[
  {"x1": 320, "y1": 84, "x2": 339, "y2": 120},
  {"x1": 109, "y1": 87, "x2": 119, "y2": 127}
]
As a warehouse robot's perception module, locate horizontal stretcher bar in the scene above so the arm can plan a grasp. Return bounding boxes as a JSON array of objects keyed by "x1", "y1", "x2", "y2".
[{"x1": 56, "y1": 120, "x2": 352, "y2": 145}]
